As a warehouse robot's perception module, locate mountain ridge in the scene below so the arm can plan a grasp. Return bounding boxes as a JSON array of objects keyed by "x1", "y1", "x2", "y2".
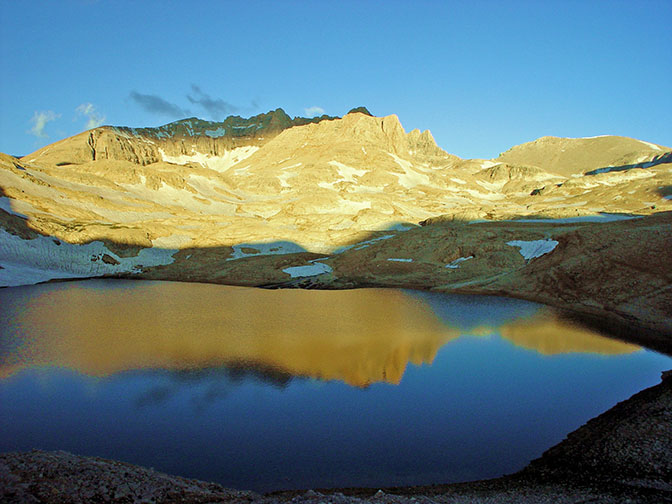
[{"x1": 1, "y1": 108, "x2": 671, "y2": 348}]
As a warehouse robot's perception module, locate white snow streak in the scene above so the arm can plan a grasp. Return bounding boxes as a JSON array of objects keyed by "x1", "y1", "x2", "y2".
[
  {"x1": 159, "y1": 146, "x2": 259, "y2": 172},
  {"x1": 445, "y1": 256, "x2": 473, "y2": 269},
  {"x1": 387, "y1": 153, "x2": 431, "y2": 189},
  {"x1": 507, "y1": 239, "x2": 559, "y2": 260},
  {"x1": 637, "y1": 139, "x2": 662, "y2": 151},
  {"x1": 328, "y1": 160, "x2": 367, "y2": 182},
  {"x1": 283, "y1": 261, "x2": 332, "y2": 278}
]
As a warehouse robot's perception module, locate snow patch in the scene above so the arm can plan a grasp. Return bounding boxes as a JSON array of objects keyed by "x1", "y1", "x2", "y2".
[
  {"x1": 187, "y1": 175, "x2": 240, "y2": 204},
  {"x1": 0, "y1": 229, "x2": 177, "y2": 287},
  {"x1": 637, "y1": 139, "x2": 662, "y2": 151},
  {"x1": 277, "y1": 171, "x2": 296, "y2": 188},
  {"x1": 233, "y1": 165, "x2": 251, "y2": 176},
  {"x1": 204, "y1": 127, "x2": 227, "y2": 138},
  {"x1": 282, "y1": 261, "x2": 332, "y2": 278},
  {"x1": 475, "y1": 179, "x2": 506, "y2": 192},
  {"x1": 387, "y1": 258, "x2": 413, "y2": 262},
  {"x1": 328, "y1": 160, "x2": 367, "y2": 182},
  {"x1": 120, "y1": 180, "x2": 235, "y2": 216},
  {"x1": 387, "y1": 153, "x2": 431, "y2": 189},
  {"x1": 445, "y1": 256, "x2": 473, "y2": 269},
  {"x1": 507, "y1": 239, "x2": 559, "y2": 260},
  {"x1": 159, "y1": 146, "x2": 259, "y2": 172}
]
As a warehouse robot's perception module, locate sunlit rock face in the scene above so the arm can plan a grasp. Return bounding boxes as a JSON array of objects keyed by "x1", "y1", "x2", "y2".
[
  {"x1": 1, "y1": 108, "x2": 671, "y2": 345},
  {"x1": 1, "y1": 109, "x2": 670, "y2": 280},
  {"x1": 0, "y1": 282, "x2": 640, "y2": 387}
]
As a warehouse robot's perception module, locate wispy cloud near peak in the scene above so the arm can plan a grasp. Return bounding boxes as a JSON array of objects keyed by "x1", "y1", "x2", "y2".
[
  {"x1": 304, "y1": 106, "x2": 325, "y2": 117},
  {"x1": 76, "y1": 102, "x2": 105, "y2": 129},
  {"x1": 28, "y1": 111, "x2": 60, "y2": 138}
]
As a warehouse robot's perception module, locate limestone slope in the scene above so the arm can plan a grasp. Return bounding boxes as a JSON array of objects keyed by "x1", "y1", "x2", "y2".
[
  {"x1": 496, "y1": 135, "x2": 671, "y2": 177},
  {"x1": 1, "y1": 109, "x2": 671, "y2": 346}
]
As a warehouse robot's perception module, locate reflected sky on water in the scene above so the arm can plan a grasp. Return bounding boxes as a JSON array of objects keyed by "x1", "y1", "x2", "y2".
[{"x1": 0, "y1": 279, "x2": 669, "y2": 491}]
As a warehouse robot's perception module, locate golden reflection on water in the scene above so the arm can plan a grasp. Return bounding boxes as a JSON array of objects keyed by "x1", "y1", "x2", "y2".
[
  {"x1": 499, "y1": 311, "x2": 640, "y2": 355},
  {"x1": 1, "y1": 282, "x2": 458, "y2": 386},
  {"x1": 0, "y1": 281, "x2": 640, "y2": 385}
]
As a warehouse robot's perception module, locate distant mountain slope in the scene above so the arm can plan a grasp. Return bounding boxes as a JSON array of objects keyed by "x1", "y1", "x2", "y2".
[{"x1": 496, "y1": 135, "x2": 671, "y2": 177}]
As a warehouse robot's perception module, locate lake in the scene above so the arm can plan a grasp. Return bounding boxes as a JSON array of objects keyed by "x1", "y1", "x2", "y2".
[{"x1": 0, "y1": 279, "x2": 670, "y2": 492}]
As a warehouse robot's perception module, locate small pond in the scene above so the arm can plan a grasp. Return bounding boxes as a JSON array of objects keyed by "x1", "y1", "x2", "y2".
[{"x1": 0, "y1": 279, "x2": 670, "y2": 491}]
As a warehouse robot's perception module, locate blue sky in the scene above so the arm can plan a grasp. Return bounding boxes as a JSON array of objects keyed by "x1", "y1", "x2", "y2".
[{"x1": 1, "y1": 0, "x2": 670, "y2": 159}]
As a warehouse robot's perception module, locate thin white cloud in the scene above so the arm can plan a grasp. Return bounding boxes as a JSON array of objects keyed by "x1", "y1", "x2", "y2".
[
  {"x1": 304, "y1": 106, "x2": 325, "y2": 117},
  {"x1": 28, "y1": 111, "x2": 60, "y2": 138},
  {"x1": 76, "y1": 102, "x2": 105, "y2": 129}
]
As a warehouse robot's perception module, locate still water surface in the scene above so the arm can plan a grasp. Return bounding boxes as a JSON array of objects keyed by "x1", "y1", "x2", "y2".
[{"x1": 0, "y1": 280, "x2": 670, "y2": 491}]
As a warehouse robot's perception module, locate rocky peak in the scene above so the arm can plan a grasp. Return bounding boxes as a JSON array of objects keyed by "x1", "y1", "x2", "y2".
[
  {"x1": 114, "y1": 108, "x2": 338, "y2": 142},
  {"x1": 346, "y1": 106, "x2": 373, "y2": 116}
]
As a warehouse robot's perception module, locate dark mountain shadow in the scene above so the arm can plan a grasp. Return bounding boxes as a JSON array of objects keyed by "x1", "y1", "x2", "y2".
[{"x1": 656, "y1": 185, "x2": 672, "y2": 200}]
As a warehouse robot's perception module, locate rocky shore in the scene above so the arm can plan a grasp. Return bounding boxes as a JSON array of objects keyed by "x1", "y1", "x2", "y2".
[{"x1": 2, "y1": 371, "x2": 670, "y2": 503}]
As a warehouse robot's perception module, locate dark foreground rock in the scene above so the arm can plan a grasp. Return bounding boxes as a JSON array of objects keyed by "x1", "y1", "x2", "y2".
[
  {"x1": 0, "y1": 450, "x2": 257, "y2": 503},
  {"x1": 520, "y1": 370, "x2": 672, "y2": 487},
  {"x1": 2, "y1": 372, "x2": 671, "y2": 503}
]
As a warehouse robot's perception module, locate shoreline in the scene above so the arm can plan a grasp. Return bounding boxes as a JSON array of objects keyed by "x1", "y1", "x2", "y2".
[
  {"x1": 14, "y1": 272, "x2": 672, "y2": 356},
  {"x1": 2, "y1": 371, "x2": 670, "y2": 503}
]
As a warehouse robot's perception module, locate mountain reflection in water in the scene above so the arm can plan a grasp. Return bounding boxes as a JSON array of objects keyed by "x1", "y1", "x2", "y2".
[
  {"x1": 1, "y1": 279, "x2": 669, "y2": 492},
  {"x1": 0, "y1": 280, "x2": 638, "y2": 386}
]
